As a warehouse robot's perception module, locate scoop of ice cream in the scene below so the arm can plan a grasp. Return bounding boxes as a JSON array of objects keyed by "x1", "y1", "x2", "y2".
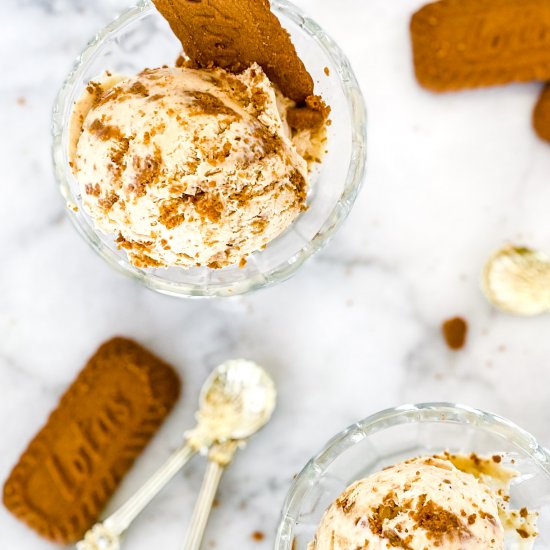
[
  {"x1": 309, "y1": 456, "x2": 504, "y2": 550},
  {"x1": 69, "y1": 63, "x2": 315, "y2": 269}
]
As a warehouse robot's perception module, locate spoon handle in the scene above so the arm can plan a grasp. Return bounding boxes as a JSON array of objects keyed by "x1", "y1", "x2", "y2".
[
  {"x1": 181, "y1": 441, "x2": 239, "y2": 550},
  {"x1": 105, "y1": 443, "x2": 197, "y2": 535}
]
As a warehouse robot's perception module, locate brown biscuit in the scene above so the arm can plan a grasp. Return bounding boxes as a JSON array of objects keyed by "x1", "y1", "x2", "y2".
[
  {"x1": 287, "y1": 106, "x2": 324, "y2": 130},
  {"x1": 153, "y1": 0, "x2": 314, "y2": 103},
  {"x1": 287, "y1": 95, "x2": 331, "y2": 131},
  {"x1": 534, "y1": 84, "x2": 550, "y2": 142},
  {"x1": 411, "y1": 0, "x2": 550, "y2": 92},
  {"x1": 3, "y1": 337, "x2": 180, "y2": 544}
]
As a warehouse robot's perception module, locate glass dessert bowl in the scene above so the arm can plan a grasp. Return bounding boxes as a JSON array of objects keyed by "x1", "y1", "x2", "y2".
[
  {"x1": 276, "y1": 403, "x2": 550, "y2": 549},
  {"x1": 52, "y1": 0, "x2": 366, "y2": 298}
]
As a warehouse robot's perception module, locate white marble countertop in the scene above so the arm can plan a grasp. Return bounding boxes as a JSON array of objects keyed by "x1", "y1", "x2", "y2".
[{"x1": 2, "y1": 0, "x2": 550, "y2": 548}]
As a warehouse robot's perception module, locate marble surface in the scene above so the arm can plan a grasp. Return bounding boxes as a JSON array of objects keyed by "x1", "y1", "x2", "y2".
[{"x1": 2, "y1": 0, "x2": 550, "y2": 548}]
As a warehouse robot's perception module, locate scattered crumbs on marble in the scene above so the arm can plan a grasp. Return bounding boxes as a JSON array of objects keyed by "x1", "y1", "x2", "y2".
[
  {"x1": 251, "y1": 531, "x2": 265, "y2": 542},
  {"x1": 212, "y1": 498, "x2": 220, "y2": 508},
  {"x1": 497, "y1": 344, "x2": 507, "y2": 353},
  {"x1": 442, "y1": 316, "x2": 468, "y2": 350},
  {"x1": 16, "y1": 97, "x2": 26, "y2": 106}
]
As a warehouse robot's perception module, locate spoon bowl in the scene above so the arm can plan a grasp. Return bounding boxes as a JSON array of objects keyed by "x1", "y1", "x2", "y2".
[{"x1": 190, "y1": 360, "x2": 277, "y2": 446}]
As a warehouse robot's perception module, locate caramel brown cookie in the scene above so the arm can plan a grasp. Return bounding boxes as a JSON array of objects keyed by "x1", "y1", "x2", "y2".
[
  {"x1": 287, "y1": 95, "x2": 331, "y2": 131},
  {"x1": 534, "y1": 84, "x2": 550, "y2": 142},
  {"x1": 411, "y1": 0, "x2": 550, "y2": 92},
  {"x1": 153, "y1": 0, "x2": 313, "y2": 102},
  {"x1": 2, "y1": 337, "x2": 180, "y2": 543}
]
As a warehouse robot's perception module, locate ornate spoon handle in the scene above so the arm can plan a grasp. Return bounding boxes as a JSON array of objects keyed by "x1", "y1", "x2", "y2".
[
  {"x1": 77, "y1": 443, "x2": 197, "y2": 549},
  {"x1": 181, "y1": 441, "x2": 239, "y2": 550}
]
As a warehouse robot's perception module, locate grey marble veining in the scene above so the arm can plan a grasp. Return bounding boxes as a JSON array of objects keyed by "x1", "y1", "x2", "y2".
[{"x1": 2, "y1": 0, "x2": 550, "y2": 548}]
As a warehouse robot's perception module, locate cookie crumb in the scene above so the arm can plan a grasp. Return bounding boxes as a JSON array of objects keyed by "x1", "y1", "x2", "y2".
[
  {"x1": 534, "y1": 83, "x2": 550, "y2": 143},
  {"x1": 442, "y1": 317, "x2": 468, "y2": 350},
  {"x1": 324, "y1": 66, "x2": 330, "y2": 76},
  {"x1": 252, "y1": 531, "x2": 265, "y2": 541}
]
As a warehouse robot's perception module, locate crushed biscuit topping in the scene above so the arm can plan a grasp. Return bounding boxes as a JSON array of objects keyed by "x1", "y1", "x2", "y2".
[{"x1": 71, "y1": 64, "x2": 321, "y2": 269}]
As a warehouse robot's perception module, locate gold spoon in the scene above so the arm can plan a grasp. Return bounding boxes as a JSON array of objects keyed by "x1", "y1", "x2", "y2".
[{"x1": 482, "y1": 245, "x2": 550, "y2": 316}]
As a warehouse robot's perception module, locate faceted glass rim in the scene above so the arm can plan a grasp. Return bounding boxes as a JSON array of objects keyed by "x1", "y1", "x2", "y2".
[
  {"x1": 275, "y1": 402, "x2": 550, "y2": 549},
  {"x1": 52, "y1": 0, "x2": 367, "y2": 298}
]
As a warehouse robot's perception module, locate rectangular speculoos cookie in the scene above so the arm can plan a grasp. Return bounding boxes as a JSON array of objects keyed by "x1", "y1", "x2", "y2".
[
  {"x1": 152, "y1": 0, "x2": 314, "y2": 103},
  {"x1": 534, "y1": 84, "x2": 550, "y2": 142},
  {"x1": 411, "y1": 0, "x2": 550, "y2": 92},
  {"x1": 2, "y1": 337, "x2": 180, "y2": 544}
]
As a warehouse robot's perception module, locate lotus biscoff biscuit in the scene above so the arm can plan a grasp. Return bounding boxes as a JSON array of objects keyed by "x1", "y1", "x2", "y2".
[
  {"x1": 411, "y1": 0, "x2": 550, "y2": 92},
  {"x1": 2, "y1": 337, "x2": 181, "y2": 543},
  {"x1": 153, "y1": 0, "x2": 314, "y2": 103}
]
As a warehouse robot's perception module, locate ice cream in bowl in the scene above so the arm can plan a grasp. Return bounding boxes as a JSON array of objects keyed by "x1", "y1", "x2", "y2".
[
  {"x1": 276, "y1": 404, "x2": 550, "y2": 550},
  {"x1": 52, "y1": 0, "x2": 366, "y2": 297}
]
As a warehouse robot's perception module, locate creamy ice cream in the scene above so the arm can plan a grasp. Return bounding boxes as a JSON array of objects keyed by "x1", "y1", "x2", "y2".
[
  {"x1": 309, "y1": 454, "x2": 538, "y2": 550},
  {"x1": 69, "y1": 63, "x2": 325, "y2": 269}
]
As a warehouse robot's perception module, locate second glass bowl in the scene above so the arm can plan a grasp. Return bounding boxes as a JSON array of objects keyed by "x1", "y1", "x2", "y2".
[
  {"x1": 276, "y1": 403, "x2": 550, "y2": 549},
  {"x1": 52, "y1": 0, "x2": 366, "y2": 298}
]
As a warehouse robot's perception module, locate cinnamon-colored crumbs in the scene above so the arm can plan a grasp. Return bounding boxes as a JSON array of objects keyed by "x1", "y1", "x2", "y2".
[
  {"x1": 89, "y1": 119, "x2": 124, "y2": 142},
  {"x1": 207, "y1": 141, "x2": 232, "y2": 165},
  {"x1": 305, "y1": 94, "x2": 331, "y2": 120},
  {"x1": 159, "y1": 199, "x2": 186, "y2": 229},
  {"x1": 98, "y1": 191, "x2": 119, "y2": 212},
  {"x1": 442, "y1": 316, "x2": 468, "y2": 350},
  {"x1": 251, "y1": 531, "x2": 265, "y2": 542},
  {"x1": 85, "y1": 183, "x2": 100, "y2": 197},
  {"x1": 290, "y1": 169, "x2": 307, "y2": 206},
  {"x1": 336, "y1": 491, "x2": 356, "y2": 514},
  {"x1": 86, "y1": 81, "x2": 104, "y2": 104},
  {"x1": 116, "y1": 234, "x2": 162, "y2": 269},
  {"x1": 368, "y1": 494, "x2": 400, "y2": 535},
  {"x1": 128, "y1": 81, "x2": 149, "y2": 97},
  {"x1": 189, "y1": 91, "x2": 240, "y2": 118},
  {"x1": 128, "y1": 146, "x2": 162, "y2": 197},
  {"x1": 413, "y1": 494, "x2": 470, "y2": 543},
  {"x1": 286, "y1": 107, "x2": 325, "y2": 130},
  {"x1": 184, "y1": 190, "x2": 223, "y2": 224}
]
